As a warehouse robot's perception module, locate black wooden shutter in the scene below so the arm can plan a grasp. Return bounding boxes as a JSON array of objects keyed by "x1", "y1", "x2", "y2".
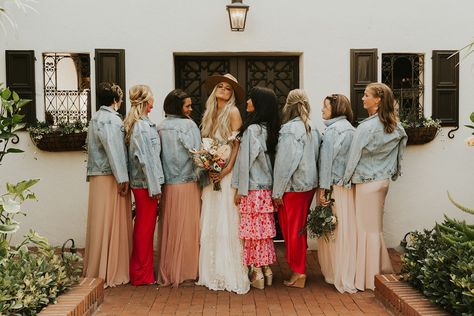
[
  {"x1": 432, "y1": 50, "x2": 459, "y2": 126},
  {"x1": 350, "y1": 49, "x2": 378, "y2": 124},
  {"x1": 95, "y1": 49, "x2": 126, "y2": 116},
  {"x1": 5, "y1": 50, "x2": 36, "y2": 124}
]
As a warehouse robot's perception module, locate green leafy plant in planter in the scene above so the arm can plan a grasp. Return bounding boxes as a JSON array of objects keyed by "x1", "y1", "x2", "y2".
[
  {"x1": 27, "y1": 113, "x2": 88, "y2": 152},
  {"x1": 401, "y1": 116, "x2": 442, "y2": 145},
  {"x1": 1, "y1": 85, "x2": 83, "y2": 315},
  {"x1": 401, "y1": 203, "x2": 474, "y2": 315},
  {"x1": 400, "y1": 112, "x2": 474, "y2": 314}
]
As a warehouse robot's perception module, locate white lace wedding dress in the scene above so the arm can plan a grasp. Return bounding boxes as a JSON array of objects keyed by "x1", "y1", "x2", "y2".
[{"x1": 197, "y1": 167, "x2": 250, "y2": 294}]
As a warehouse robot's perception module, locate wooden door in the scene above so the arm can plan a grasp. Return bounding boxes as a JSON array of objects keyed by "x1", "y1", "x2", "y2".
[{"x1": 175, "y1": 55, "x2": 299, "y2": 125}]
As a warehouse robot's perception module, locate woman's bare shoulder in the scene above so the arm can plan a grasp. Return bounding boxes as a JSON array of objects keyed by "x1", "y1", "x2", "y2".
[
  {"x1": 229, "y1": 106, "x2": 242, "y2": 130},
  {"x1": 229, "y1": 106, "x2": 241, "y2": 117}
]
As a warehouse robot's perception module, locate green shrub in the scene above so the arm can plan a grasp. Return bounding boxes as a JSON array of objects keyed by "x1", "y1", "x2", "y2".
[
  {"x1": 0, "y1": 231, "x2": 82, "y2": 315},
  {"x1": 1, "y1": 85, "x2": 83, "y2": 315},
  {"x1": 401, "y1": 217, "x2": 474, "y2": 315}
]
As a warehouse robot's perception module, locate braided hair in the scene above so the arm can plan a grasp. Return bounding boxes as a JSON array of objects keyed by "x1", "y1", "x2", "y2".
[
  {"x1": 282, "y1": 89, "x2": 311, "y2": 133},
  {"x1": 124, "y1": 85, "x2": 153, "y2": 144}
]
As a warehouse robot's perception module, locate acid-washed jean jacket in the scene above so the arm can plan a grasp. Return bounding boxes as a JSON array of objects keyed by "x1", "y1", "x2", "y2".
[
  {"x1": 342, "y1": 114, "x2": 407, "y2": 187},
  {"x1": 318, "y1": 116, "x2": 355, "y2": 190},
  {"x1": 272, "y1": 117, "x2": 321, "y2": 199},
  {"x1": 86, "y1": 106, "x2": 129, "y2": 183},
  {"x1": 231, "y1": 124, "x2": 273, "y2": 196},
  {"x1": 157, "y1": 115, "x2": 201, "y2": 184},
  {"x1": 128, "y1": 117, "x2": 164, "y2": 196}
]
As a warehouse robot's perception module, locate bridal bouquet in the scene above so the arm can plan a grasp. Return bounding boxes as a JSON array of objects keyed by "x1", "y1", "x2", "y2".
[
  {"x1": 190, "y1": 138, "x2": 231, "y2": 191},
  {"x1": 304, "y1": 189, "x2": 338, "y2": 242}
]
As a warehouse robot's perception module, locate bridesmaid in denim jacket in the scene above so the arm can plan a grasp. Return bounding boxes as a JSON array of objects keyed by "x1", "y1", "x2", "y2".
[
  {"x1": 84, "y1": 82, "x2": 132, "y2": 288},
  {"x1": 317, "y1": 94, "x2": 357, "y2": 294},
  {"x1": 157, "y1": 89, "x2": 202, "y2": 287},
  {"x1": 124, "y1": 85, "x2": 164, "y2": 286},
  {"x1": 343, "y1": 83, "x2": 407, "y2": 291},
  {"x1": 231, "y1": 87, "x2": 280, "y2": 290},
  {"x1": 272, "y1": 89, "x2": 321, "y2": 288}
]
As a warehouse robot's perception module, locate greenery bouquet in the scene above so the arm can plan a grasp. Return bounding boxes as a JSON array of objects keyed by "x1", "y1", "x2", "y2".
[{"x1": 304, "y1": 189, "x2": 338, "y2": 242}]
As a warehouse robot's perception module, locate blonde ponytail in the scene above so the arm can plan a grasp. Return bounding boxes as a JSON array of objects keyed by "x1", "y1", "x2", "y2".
[
  {"x1": 124, "y1": 85, "x2": 153, "y2": 144},
  {"x1": 282, "y1": 89, "x2": 311, "y2": 133}
]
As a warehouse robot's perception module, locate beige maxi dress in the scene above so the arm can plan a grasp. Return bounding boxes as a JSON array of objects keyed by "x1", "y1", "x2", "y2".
[
  {"x1": 157, "y1": 182, "x2": 201, "y2": 286},
  {"x1": 354, "y1": 179, "x2": 394, "y2": 290},
  {"x1": 318, "y1": 184, "x2": 357, "y2": 293},
  {"x1": 83, "y1": 175, "x2": 133, "y2": 287}
]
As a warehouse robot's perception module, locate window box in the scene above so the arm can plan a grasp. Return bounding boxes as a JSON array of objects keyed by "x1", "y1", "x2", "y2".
[
  {"x1": 405, "y1": 126, "x2": 438, "y2": 145},
  {"x1": 30, "y1": 131, "x2": 87, "y2": 152},
  {"x1": 28, "y1": 121, "x2": 88, "y2": 152}
]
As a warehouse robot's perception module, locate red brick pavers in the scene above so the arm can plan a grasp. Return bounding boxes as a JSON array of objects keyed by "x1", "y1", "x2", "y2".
[{"x1": 96, "y1": 244, "x2": 397, "y2": 315}]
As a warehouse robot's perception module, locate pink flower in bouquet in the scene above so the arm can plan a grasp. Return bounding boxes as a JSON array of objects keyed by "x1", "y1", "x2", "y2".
[
  {"x1": 190, "y1": 138, "x2": 233, "y2": 191},
  {"x1": 216, "y1": 159, "x2": 226, "y2": 168}
]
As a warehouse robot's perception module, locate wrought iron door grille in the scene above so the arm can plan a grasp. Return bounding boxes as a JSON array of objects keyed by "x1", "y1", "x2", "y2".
[
  {"x1": 382, "y1": 53, "x2": 424, "y2": 124},
  {"x1": 43, "y1": 53, "x2": 91, "y2": 124},
  {"x1": 175, "y1": 57, "x2": 230, "y2": 125},
  {"x1": 175, "y1": 55, "x2": 299, "y2": 126},
  {"x1": 246, "y1": 57, "x2": 299, "y2": 108}
]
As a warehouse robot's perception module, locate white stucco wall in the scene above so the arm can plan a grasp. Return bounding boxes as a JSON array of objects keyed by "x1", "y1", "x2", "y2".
[{"x1": 1, "y1": 0, "x2": 473, "y2": 248}]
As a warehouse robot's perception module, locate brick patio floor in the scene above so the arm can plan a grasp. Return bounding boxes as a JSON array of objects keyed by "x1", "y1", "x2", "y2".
[{"x1": 96, "y1": 243, "x2": 400, "y2": 315}]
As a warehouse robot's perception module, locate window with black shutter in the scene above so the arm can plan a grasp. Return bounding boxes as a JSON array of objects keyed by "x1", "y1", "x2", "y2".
[
  {"x1": 5, "y1": 50, "x2": 36, "y2": 125},
  {"x1": 432, "y1": 50, "x2": 459, "y2": 127}
]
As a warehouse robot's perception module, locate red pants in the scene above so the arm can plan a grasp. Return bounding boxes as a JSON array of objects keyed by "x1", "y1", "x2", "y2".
[
  {"x1": 278, "y1": 189, "x2": 315, "y2": 274},
  {"x1": 130, "y1": 188, "x2": 158, "y2": 285}
]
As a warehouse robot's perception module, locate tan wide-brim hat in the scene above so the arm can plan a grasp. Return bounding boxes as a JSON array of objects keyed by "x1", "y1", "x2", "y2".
[{"x1": 204, "y1": 73, "x2": 245, "y2": 104}]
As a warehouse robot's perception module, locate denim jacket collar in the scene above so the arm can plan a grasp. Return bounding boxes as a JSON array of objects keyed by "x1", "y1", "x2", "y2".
[
  {"x1": 288, "y1": 117, "x2": 302, "y2": 124},
  {"x1": 99, "y1": 105, "x2": 123, "y2": 119},
  {"x1": 165, "y1": 114, "x2": 187, "y2": 119},
  {"x1": 359, "y1": 113, "x2": 378, "y2": 124},
  {"x1": 140, "y1": 116, "x2": 155, "y2": 127},
  {"x1": 324, "y1": 116, "x2": 347, "y2": 127}
]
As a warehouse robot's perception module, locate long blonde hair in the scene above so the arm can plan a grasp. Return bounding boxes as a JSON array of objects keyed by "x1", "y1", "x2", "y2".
[
  {"x1": 282, "y1": 89, "x2": 311, "y2": 133},
  {"x1": 200, "y1": 84, "x2": 237, "y2": 141},
  {"x1": 124, "y1": 85, "x2": 153, "y2": 144}
]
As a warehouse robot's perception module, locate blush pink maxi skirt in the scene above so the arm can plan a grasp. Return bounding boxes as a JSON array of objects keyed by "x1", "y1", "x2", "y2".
[{"x1": 83, "y1": 175, "x2": 133, "y2": 288}]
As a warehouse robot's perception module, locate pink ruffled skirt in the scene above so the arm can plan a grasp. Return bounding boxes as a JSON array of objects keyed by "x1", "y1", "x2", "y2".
[{"x1": 239, "y1": 189, "x2": 276, "y2": 266}]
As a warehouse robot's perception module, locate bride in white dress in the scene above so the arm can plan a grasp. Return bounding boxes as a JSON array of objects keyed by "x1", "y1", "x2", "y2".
[{"x1": 196, "y1": 74, "x2": 250, "y2": 294}]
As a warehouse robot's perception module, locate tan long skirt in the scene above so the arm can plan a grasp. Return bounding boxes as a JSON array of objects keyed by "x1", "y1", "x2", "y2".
[
  {"x1": 354, "y1": 179, "x2": 394, "y2": 291},
  {"x1": 318, "y1": 184, "x2": 357, "y2": 293},
  {"x1": 83, "y1": 175, "x2": 133, "y2": 287},
  {"x1": 157, "y1": 182, "x2": 201, "y2": 287}
]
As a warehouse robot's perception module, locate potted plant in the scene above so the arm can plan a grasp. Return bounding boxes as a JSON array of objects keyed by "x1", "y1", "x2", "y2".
[
  {"x1": 397, "y1": 93, "x2": 441, "y2": 145},
  {"x1": 401, "y1": 116, "x2": 441, "y2": 145},
  {"x1": 27, "y1": 113, "x2": 88, "y2": 152}
]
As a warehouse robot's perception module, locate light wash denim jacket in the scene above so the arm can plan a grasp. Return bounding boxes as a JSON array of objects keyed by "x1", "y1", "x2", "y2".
[
  {"x1": 86, "y1": 106, "x2": 129, "y2": 183},
  {"x1": 318, "y1": 116, "x2": 355, "y2": 190},
  {"x1": 157, "y1": 115, "x2": 201, "y2": 184},
  {"x1": 128, "y1": 117, "x2": 164, "y2": 196},
  {"x1": 231, "y1": 124, "x2": 273, "y2": 196},
  {"x1": 272, "y1": 117, "x2": 321, "y2": 199},
  {"x1": 342, "y1": 114, "x2": 407, "y2": 186}
]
